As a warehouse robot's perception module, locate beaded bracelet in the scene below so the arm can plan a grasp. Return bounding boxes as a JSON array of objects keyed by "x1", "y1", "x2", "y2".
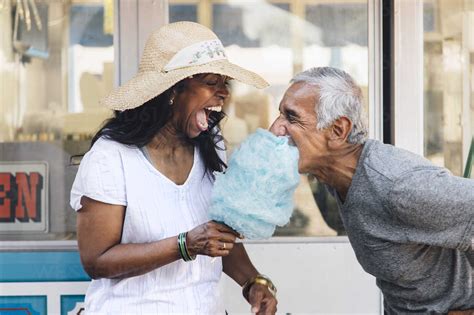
[
  {"x1": 178, "y1": 232, "x2": 196, "y2": 262},
  {"x1": 242, "y1": 274, "x2": 277, "y2": 300}
]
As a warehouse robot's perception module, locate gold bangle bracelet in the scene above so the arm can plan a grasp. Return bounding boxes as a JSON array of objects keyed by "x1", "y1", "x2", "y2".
[{"x1": 242, "y1": 274, "x2": 277, "y2": 300}]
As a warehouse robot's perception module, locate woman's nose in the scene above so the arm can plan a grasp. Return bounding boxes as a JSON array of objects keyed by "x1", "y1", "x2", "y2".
[{"x1": 216, "y1": 83, "x2": 230, "y2": 99}]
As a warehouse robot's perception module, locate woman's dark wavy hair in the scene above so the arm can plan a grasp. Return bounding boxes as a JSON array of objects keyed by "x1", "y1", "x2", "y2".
[{"x1": 91, "y1": 81, "x2": 227, "y2": 178}]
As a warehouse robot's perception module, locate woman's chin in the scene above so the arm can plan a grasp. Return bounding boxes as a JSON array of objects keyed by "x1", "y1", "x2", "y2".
[{"x1": 187, "y1": 129, "x2": 203, "y2": 139}]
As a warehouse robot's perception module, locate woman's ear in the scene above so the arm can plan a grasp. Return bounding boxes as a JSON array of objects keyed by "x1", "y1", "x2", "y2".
[{"x1": 329, "y1": 116, "x2": 353, "y2": 144}]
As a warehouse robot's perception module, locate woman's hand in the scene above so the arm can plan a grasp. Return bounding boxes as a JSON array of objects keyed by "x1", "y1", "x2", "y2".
[
  {"x1": 248, "y1": 284, "x2": 278, "y2": 315},
  {"x1": 186, "y1": 221, "x2": 240, "y2": 257}
]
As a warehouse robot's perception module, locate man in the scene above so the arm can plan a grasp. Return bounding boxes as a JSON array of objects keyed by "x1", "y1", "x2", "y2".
[{"x1": 270, "y1": 67, "x2": 474, "y2": 314}]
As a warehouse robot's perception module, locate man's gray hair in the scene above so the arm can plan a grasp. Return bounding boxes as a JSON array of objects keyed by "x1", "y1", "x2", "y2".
[{"x1": 291, "y1": 67, "x2": 368, "y2": 144}]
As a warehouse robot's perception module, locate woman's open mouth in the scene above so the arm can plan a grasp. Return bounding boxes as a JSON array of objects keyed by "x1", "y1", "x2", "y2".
[{"x1": 196, "y1": 106, "x2": 222, "y2": 131}]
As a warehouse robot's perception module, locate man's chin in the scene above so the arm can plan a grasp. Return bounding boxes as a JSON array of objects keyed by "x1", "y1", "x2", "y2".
[
  {"x1": 298, "y1": 165, "x2": 322, "y2": 182},
  {"x1": 297, "y1": 164, "x2": 309, "y2": 175}
]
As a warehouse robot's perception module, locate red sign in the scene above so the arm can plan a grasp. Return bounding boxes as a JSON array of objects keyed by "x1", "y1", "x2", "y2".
[{"x1": 0, "y1": 162, "x2": 48, "y2": 233}]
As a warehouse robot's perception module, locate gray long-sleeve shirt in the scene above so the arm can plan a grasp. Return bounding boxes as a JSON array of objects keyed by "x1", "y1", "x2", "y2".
[{"x1": 331, "y1": 139, "x2": 474, "y2": 314}]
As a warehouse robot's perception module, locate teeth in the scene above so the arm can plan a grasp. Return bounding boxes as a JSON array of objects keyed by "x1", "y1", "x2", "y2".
[{"x1": 206, "y1": 106, "x2": 222, "y2": 112}]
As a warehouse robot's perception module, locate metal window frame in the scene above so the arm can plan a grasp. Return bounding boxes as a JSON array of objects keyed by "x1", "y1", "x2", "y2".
[
  {"x1": 392, "y1": 0, "x2": 424, "y2": 155},
  {"x1": 115, "y1": 0, "x2": 169, "y2": 86},
  {"x1": 368, "y1": 0, "x2": 384, "y2": 141}
]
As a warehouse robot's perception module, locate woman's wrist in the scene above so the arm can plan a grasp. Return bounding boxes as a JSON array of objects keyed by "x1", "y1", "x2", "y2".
[
  {"x1": 177, "y1": 232, "x2": 196, "y2": 262},
  {"x1": 242, "y1": 274, "x2": 277, "y2": 300}
]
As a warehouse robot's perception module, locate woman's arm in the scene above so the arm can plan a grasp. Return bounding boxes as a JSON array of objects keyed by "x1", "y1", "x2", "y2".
[
  {"x1": 77, "y1": 196, "x2": 238, "y2": 279},
  {"x1": 77, "y1": 196, "x2": 180, "y2": 279},
  {"x1": 222, "y1": 243, "x2": 258, "y2": 285},
  {"x1": 223, "y1": 244, "x2": 277, "y2": 314}
]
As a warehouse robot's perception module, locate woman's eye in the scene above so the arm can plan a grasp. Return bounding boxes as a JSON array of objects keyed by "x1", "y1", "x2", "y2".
[{"x1": 206, "y1": 81, "x2": 218, "y2": 86}]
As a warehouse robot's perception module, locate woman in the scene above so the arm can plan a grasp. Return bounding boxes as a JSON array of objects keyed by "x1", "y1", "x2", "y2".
[{"x1": 70, "y1": 22, "x2": 277, "y2": 314}]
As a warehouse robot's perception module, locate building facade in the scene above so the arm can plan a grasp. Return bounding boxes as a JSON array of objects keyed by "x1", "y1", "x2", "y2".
[{"x1": 0, "y1": 0, "x2": 473, "y2": 313}]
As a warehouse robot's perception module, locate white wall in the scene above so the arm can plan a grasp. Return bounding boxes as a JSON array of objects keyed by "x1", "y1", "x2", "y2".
[{"x1": 220, "y1": 238, "x2": 382, "y2": 314}]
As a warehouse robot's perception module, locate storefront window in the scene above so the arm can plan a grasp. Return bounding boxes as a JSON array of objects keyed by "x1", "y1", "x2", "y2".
[
  {"x1": 423, "y1": 0, "x2": 474, "y2": 176},
  {"x1": 0, "y1": 0, "x2": 114, "y2": 240},
  {"x1": 170, "y1": 0, "x2": 369, "y2": 236}
]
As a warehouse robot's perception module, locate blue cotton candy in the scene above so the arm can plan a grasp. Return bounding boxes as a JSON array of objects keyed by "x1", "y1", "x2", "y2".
[{"x1": 208, "y1": 128, "x2": 300, "y2": 239}]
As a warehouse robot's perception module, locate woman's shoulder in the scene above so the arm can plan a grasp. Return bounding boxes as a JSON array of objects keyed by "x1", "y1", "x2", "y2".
[
  {"x1": 90, "y1": 137, "x2": 136, "y2": 155},
  {"x1": 71, "y1": 137, "x2": 129, "y2": 211}
]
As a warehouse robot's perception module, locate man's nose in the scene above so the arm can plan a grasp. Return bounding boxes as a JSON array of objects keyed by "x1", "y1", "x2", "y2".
[{"x1": 269, "y1": 117, "x2": 288, "y2": 136}]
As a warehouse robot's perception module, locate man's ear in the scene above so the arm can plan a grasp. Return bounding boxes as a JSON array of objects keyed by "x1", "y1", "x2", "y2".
[{"x1": 328, "y1": 116, "x2": 353, "y2": 145}]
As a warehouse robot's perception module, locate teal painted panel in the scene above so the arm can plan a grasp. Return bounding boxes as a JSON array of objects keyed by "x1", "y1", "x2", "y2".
[
  {"x1": 60, "y1": 295, "x2": 85, "y2": 315},
  {"x1": 0, "y1": 252, "x2": 90, "y2": 282},
  {"x1": 0, "y1": 295, "x2": 47, "y2": 315}
]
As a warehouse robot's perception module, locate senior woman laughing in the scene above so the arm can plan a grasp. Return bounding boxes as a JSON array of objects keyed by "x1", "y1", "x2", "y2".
[{"x1": 70, "y1": 22, "x2": 277, "y2": 314}]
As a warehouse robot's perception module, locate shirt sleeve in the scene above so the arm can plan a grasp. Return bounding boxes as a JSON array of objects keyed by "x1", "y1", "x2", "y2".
[
  {"x1": 389, "y1": 167, "x2": 474, "y2": 251},
  {"x1": 70, "y1": 148, "x2": 127, "y2": 211}
]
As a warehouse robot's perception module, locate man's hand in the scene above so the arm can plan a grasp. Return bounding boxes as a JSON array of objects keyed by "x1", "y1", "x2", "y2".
[{"x1": 248, "y1": 283, "x2": 277, "y2": 315}]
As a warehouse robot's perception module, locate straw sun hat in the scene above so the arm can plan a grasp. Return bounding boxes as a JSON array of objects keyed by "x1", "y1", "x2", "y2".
[{"x1": 101, "y1": 21, "x2": 269, "y2": 111}]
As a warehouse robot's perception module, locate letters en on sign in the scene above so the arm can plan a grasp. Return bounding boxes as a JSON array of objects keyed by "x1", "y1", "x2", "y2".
[{"x1": 0, "y1": 162, "x2": 48, "y2": 233}]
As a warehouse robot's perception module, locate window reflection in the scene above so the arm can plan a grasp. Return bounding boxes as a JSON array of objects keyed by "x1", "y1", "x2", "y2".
[
  {"x1": 423, "y1": 0, "x2": 474, "y2": 176},
  {"x1": 0, "y1": 0, "x2": 114, "y2": 240},
  {"x1": 170, "y1": 5, "x2": 197, "y2": 23},
  {"x1": 171, "y1": 0, "x2": 369, "y2": 236}
]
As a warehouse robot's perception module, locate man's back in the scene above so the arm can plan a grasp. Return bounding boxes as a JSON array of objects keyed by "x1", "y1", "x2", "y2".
[{"x1": 334, "y1": 139, "x2": 474, "y2": 313}]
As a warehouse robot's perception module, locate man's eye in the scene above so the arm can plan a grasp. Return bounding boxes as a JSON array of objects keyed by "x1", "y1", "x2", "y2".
[{"x1": 287, "y1": 115, "x2": 296, "y2": 123}]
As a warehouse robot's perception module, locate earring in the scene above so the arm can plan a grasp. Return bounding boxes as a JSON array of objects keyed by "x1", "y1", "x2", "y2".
[{"x1": 169, "y1": 98, "x2": 174, "y2": 105}]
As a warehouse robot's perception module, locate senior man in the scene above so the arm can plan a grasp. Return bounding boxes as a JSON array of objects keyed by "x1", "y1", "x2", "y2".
[{"x1": 270, "y1": 67, "x2": 474, "y2": 314}]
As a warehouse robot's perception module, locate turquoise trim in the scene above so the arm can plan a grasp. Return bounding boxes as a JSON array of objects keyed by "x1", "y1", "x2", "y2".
[
  {"x1": 60, "y1": 295, "x2": 85, "y2": 315},
  {"x1": 0, "y1": 252, "x2": 90, "y2": 282},
  {"x1": 0, "y1": 295, "x2": 47, "y2": 315}
]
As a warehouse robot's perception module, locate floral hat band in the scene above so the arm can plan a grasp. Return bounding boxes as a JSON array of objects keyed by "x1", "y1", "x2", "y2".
[{"x1": 163, "y1": 39, "x2": 227, "y2": 72}]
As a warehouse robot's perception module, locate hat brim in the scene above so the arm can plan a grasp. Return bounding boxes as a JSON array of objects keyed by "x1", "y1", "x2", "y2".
[{"x1": 100, "y1": 59, "x2": 269, "y2": 111}]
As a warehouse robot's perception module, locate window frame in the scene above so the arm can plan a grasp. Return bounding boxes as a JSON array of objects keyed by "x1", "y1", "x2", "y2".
[{"x1": 0, "y1": 0, "x2": 384, "y2": 249}]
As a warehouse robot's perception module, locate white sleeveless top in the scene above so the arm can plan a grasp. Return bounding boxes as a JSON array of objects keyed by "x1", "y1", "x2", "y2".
[{"x1": 70, "y1": 137, "x2": 226, "y2": 314}]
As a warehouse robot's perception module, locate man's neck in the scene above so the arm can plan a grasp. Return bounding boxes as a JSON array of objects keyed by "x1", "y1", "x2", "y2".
[{"x1": 311, "y1": 143, "x2": 364, "y2": 202}]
